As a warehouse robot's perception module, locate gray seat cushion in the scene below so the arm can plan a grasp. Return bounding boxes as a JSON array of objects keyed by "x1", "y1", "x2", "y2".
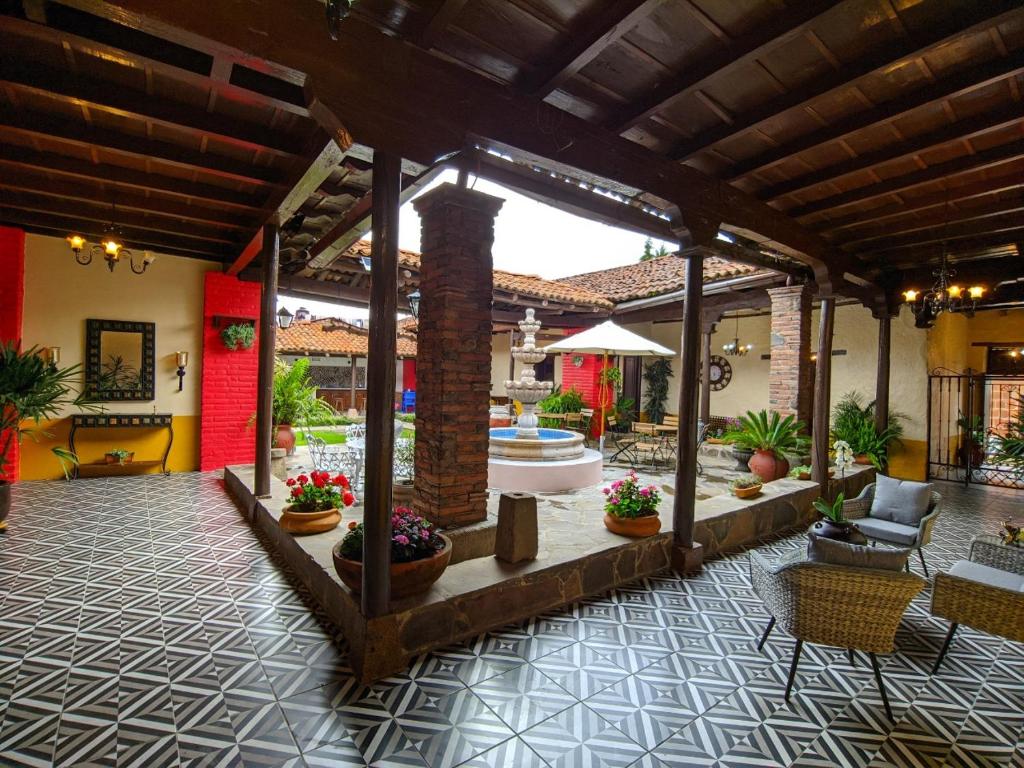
[
  {"x1": 949, "y1": 560, "x2": 1024, "y2": 592},
  {"x1": 807, "y1": 534, "x2": 909, "y2": 571},
  {"x1": 855, "y1": 517, "x2": 920, "y2": 546},
  {"x1": 870, "y1": 474, "x2": 933, "y2": 525}
]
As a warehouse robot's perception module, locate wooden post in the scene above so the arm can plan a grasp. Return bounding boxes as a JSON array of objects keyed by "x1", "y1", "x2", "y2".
[
  {"x1": 875, "y1": 313, "x2": 891, "y2": 435},
  {"x1": 672, "y1": 247, "x2": 705, "y2": 572},
  {"x1": 700, "y1": 324, "x2": 713, "y2": 425},
  {"x1": 254, "y1": 222, "x2": 279, "y2": 498},
  {"x1": 350, "y1": 353, "x2": 358, "y2": 412},
  {"x1": 812, "y1": 297, "x2": 835, "y2": 490},
  {"x1": 361, "y1": 151, "x2": 401, "y2": 618}
]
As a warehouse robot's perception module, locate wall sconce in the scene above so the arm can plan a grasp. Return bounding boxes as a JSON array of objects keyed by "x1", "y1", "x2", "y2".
[
  {"x1": 175, "y1": 351, "x2": 188, "y2": 391},
  {"x1": 41, "y1": 346, "x2": 61, "y2": 366}
]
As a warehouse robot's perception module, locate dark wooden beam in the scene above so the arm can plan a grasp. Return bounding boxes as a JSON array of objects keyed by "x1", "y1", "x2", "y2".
[
  {"x1": 0, "y1": 143, "x2": 265, "y2": 211},
  {"x1": 811, "y1": 296, "x2": 835, "y2": 490},
  {"x1": 361, "y1": 151, "x2": 401, "y2": 618},
  {"x1": 254, "y1": 222, "x2": 279, "y2": 497},
  {"x1": 700, "y1": 325, "x2": 713, "y2": 426},
  {"x1": 788, "y1": 139, "x2": 1024, "y2": 220},
  {"x1": 893, "y1": 257, "x2": 1018, "y2": 293},
  {"x1": 526, "y1": 0, "x2": 665, "y2": 97},
  {"x1": 730, "y1": 51, "x2": 1024, "y2": 183},
  {"x1": 858, "y1": 210, "x2": 1024, "y2": 257},
  {"x1": 876, "y1": 230, "x2": 1024, "y2": 268},
  {"x1": 609, "y1": 0, "x2": 842, "y2": 134},
  {"x1": 669, "y1": 2, "x2": 1023, "y2": 161},
  {"x1": 875, "y1": 313, "x2": 891, "y2": 436},
  {"x1": 758, "y1": 104, "x2": 1024, "y2": 203},
  {"x1": 613, "y1": 287, "x2": 773, "y2": 324},
  {"x1": 0, "y1": 59, "x2": 301, "y2": 158},
  {"x1": 419, "y1": 0, "x2": 469, "y2": 49}
]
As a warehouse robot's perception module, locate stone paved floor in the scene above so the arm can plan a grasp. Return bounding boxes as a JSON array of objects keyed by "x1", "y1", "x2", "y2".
[{"x1": 1, "y1": 473, "x2": 1021, "y2": 767}]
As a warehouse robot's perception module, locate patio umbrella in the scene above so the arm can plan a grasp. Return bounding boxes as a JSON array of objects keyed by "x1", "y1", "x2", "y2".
[{"x1": 543, "y1": 320, "x2": 675, "y2": 450}]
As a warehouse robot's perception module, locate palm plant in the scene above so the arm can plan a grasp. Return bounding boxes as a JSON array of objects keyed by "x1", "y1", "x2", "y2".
[
  {"x1": 723, "y1": 410, "x2": 807, "y2": 457},
  {"x1": 830, "y1": 391, "x2": 905, "y2": 469},
  {"x1": 991, "y1": 393, "x2": 1024, "y2": 475},
  {"x1": 642, "y1": 358, "x2": 672, "y2": 425},
  {"x1": 272, "y1": 358, "x2": 335, "y2": 426},
  {"x1": 0, "y1": 342, "x2": 95, "y2": 480}
]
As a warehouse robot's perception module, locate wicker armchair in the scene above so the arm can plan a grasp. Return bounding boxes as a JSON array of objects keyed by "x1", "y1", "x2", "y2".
[
  {"x1": 842, "y1": 483, "x2": 942, "y2": 577},
  {"x1": 750, "y1": 550, "x2": 926, "y2": 721},
  {"x1": 930, "y1": 535, "x2": 1024, "y2": 674}
]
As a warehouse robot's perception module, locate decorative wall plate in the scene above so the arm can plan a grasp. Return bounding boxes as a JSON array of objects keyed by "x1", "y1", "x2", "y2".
[
  {"x1": 709, "y1": 355, "x2": 732, "y2": 391},
  {"x1": 572, "y1": 354, "x2": 585, "y2": 367}
]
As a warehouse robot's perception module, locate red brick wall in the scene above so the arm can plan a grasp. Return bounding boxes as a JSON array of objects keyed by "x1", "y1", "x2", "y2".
[
  {"x1": 200, "y1": 272, "x2": 261, "y2": 471},
  {"x1": 767, "y1": 284, "x2": 812, "y2": 426},
  {"x1": 403, "y1": 358, "x2": 417, "y2": 393},
  {"x1": 0, "y1": 227, "x2": 25, "y2": 482},
  {"x1": 560, "y1": 352, "x2": 609, "y2": 435}
]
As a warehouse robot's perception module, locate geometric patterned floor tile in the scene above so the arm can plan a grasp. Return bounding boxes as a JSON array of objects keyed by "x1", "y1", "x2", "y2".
[{"x1": 520, "y1": 702, "x2": 647, "y2": 767}]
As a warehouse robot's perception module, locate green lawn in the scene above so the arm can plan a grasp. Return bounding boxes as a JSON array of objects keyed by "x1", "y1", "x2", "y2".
[{"x1": 294, "y1": 428, "x2": 414, "y2": 447}]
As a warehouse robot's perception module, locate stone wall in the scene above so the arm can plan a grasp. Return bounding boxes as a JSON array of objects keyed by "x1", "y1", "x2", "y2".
[{"x1": 767, "y1": 284, "x2": 813, "y2": 426}]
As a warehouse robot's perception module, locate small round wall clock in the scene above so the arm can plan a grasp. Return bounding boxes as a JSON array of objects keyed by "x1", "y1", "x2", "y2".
[{"x1": 709, "y1": 355, "x2": 732, "y2": 391}]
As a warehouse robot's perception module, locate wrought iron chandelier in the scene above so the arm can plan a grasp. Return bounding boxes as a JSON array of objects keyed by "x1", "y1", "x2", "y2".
[
  {"x1": 66, "y1": 218, "x2": 155, "y2": 275},
  {"x1": 722, "y1": 315, "x2": 753, "y2": 357},
  {"x1": 902, "y1": 250, "x2": 984, "y2": 328}
]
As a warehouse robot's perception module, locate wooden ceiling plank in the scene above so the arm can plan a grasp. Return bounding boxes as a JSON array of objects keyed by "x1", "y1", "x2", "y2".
[
  {"x1": 788, "y1": 138, "x2": 1024, "y2": 219},
  {"x1": 758, "y1": 102, "x2": 1024, "y2": 201},
  {"x1": 419, "y1": 0, "x2": 470, "y2": 49},
  {"x1": 869, "y1": 228, "x2": 1024, "y2": 267},
  {"x1": 856, "y1": 210, "x2": 1024, "y2": 256},
  {"x1": 0, "y1": 109, "x2": 287, "y2": 187},
  {"x1": 608, "y1": 0, "x2": 843, "y2": 134},
  {"x1": 0, "y1": 59, "x2": 301, "y2": 158},
  {"x1": 674, "y1": 1, "x2": 1024, "y2": 162},
  {"x1": 526, "y1": 0, "x2": 665, "y2": 97}
]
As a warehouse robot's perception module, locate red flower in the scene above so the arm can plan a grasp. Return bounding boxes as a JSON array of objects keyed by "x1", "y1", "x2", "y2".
[
  {"x1": 290, "y1": 486, "x2": 302, "y2": 498},
  {"x1": 296, "y1": 474, "x2": 309, "y2": 485},
  {"x1": 348, "y1": 520, "x2": 358, "y2": 530},
  {"x1": 333, "y1": 474, "x2": 348, "y2": 487},
  {"x1": 312, "y1": 476, "x2": 326, "y2": 489},
  {"x1": 342, "y1": 491, "x2": 355, "y2": 507},
  {"x1": 286, "y1": 478, "x2": 296, "y2": 487}
]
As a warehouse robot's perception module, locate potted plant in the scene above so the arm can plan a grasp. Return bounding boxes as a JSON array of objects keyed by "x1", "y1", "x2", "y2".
[
  {"x1": 789, "y1": 464, "x2": 812, "y2": 481},
  {"x1": 220, "y1": 322, "x2": 255, "y2": 351},
  {"x1": 724, "y1": 410, "x2": 807, "y2": 482},
  {"x1": 262, "y1": 358, "x2": 335, "y2": 455},
  {"x1": 956, "y1": 413, "x2": 986, "y2": 468},
  {"x1": 1, "y1": 343, "x2": 94, "y2": 530},
  {"x1": 602, "y1": 470, "x2": 661, "y2": 537},
  {"x1": 991, "y1": 394, "x2": 1023, "y2": 477},
  {"x1": 731, "y1": 474, "x2": 763, "y2": 499},
  {"x1": 104, "y1": 448, "x2": 134, "y2": 465},
  {"x1": 332, "y1": 507, "x2": 451, "y2": 599},
  {"x1": 393, "y1": 437, "x2": 415, "y2": 506},
  {"x1": 809, "y1": 492, "x2": 861, "y2": 542},
  {"x1": 281, "y1": 470, "x2": 355, "y2": 535},
  {"x1": 830, "y1": 391, "x2": 905, "y2": 469}
]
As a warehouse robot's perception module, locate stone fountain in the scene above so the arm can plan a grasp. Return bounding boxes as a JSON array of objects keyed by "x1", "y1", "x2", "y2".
[{"x1": 488, "y1": 310, "x2": 603, "y2": 491}]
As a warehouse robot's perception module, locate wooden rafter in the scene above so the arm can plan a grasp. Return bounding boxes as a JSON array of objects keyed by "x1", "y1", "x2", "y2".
[
  {"x1": 872, "y1": 230, "x2": 1024, "y2": 267},
  {"x1": 856, "y1": 210, "x2": 1024, "y2": 257},
  {"x1": 418, "y1": 0, "x2": 470, "y2": 49}
]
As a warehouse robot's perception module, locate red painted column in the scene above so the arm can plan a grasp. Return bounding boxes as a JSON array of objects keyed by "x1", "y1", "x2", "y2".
[
  {"x1": 0, "y1": 227, "x2": 25, "y2": 482},
  {"x1": 561, "y1": 352, "x2": 603, "y2": 434},
  {"x1": 200, "y1": 273, "x2": 262, "y2": 471}
]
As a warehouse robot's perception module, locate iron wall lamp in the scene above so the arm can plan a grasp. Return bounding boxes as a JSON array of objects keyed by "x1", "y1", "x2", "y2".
[{"x1": 175, "y1": 351, "x2": 188, "y2": 391}]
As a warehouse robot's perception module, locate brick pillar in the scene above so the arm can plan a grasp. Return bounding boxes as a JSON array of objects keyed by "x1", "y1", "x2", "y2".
[
  {"x1": 767, "y1": 284, "x2": 812, "y2": 425},
  {"x1": 0, "y1": 227, "x2": 25, "y2": 482},
  {"x1": 413, "y1": 184, "x2": 504, "y2": 528}
]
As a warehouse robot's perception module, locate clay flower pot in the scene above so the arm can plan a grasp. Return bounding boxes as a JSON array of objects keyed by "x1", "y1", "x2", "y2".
[
  {"x1": 732, "y1": 483, "x2": 763, "y2": 500},
  {"x1": 748, "y1": 450, "x2": 789, "y2": 482},
  {"x1": 332, "y1": 534, "x2": 452, "y2": 599},
  {"x1": 104, "y1": 452, "x2": 134, "y2": 464},
  {"x1": 275, "y1": 423, "x2": 296, "y2": 456},
  {"x1": 854, "y1": 454, "x2": 873, "y2": 465},
  {"x1": 280, "y1": 506, "x2": 341, "y2": 535},
  {"x1": 603, "y1": 513, "x2": 661, "y2": 538}
]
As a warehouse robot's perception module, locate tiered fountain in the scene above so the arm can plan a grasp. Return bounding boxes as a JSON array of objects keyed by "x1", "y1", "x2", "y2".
[{"x1": 488, "y1": 309, "x2": 603, "y2": 491}]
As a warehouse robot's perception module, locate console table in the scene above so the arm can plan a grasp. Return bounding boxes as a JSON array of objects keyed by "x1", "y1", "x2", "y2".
[{"x1": 70, "y1": 413, "x2": 174, "y2": 478}]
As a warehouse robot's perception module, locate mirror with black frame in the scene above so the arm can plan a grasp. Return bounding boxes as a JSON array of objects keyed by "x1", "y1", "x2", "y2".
[{"x1": 85, "y1": 319, "x2": 156, "y2": 401}]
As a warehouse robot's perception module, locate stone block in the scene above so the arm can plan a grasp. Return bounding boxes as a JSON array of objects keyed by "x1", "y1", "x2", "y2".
[
  {"x1": 495, "y1": 492, "x2": 538, "y2": 563},
  {"x1": 270, "y1": 448, "x2": 287, "y2": 482}
]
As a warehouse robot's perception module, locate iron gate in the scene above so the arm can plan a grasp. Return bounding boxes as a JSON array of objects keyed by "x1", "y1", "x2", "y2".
[{"x1": 927, "y1": 372, "x2": 1024, "y2": 489}]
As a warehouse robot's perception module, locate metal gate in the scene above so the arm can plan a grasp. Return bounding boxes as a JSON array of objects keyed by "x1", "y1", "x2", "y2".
[{"x1": 927, "y1": 372, "x2": 1024, "y2": 489}]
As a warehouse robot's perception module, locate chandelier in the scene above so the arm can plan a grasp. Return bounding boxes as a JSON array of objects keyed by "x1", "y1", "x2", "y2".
[
  {"x1": 66, "y1": 222, "x2": 155, "y2": 275},
  {"x1": 722, "y1": 316, "x2": 753, "y2": 357},
  {"x1": 902, "y1": 250, "x2": 984, "y2": 328}
]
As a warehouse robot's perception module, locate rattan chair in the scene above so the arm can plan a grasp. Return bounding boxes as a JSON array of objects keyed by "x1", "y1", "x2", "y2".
[
  {"x1": 750, "y1": 550, "x2": 926, "y2": 721},
  {"x1": 842, "y1": 483, "x2": 942, "y2": 576},
  {"x1": 930, "y1": 535, "x2": 1024, "y2": 674}
]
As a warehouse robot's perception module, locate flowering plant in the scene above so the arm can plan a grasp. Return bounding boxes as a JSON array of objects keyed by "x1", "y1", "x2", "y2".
[
  {"x1": 832, "y1": 439, "x2": 855, "y2": 470},
  {"x1": 603, "y1": 470, "x2": 660, "y2": 518},
  {"x1": 731, "y1": 473, "x2": 763, "y2": 490},
  {"x1": 284, "y1": 471, "x2": 355, "y2": 512},
  {"x1": 338, "y1": 507, "x2": 446, "y2": 563},
  {"x1": 715, "y1": 417, "x2": 742, "y2": 440}
]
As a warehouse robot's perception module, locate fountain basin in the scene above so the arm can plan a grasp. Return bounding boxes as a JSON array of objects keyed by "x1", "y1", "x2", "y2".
[{"x1": 488, "y1": 427, "x2": 585, "y2": 461}]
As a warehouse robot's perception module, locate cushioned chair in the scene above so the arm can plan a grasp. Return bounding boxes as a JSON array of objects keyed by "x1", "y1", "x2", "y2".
[
  {"x1": 842, "y1": 478, "x2": 942, "y2": 577},
  {"x1": 930, "y1": 535, "x2": 1024, "y2": 674},
  {"x1": 750, "y1": 542, "x2": 926, "y2": 721}
]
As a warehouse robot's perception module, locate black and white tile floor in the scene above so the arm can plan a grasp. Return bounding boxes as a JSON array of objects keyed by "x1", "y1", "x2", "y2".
[{"x1": 1, "y1": 473, "x2": 1021, "y2": 767}]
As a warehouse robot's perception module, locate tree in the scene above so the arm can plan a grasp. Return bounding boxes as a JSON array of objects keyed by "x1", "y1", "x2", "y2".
[
  {"x1": 642, "y1": 359, "x2": 673, "y2": 425},
  {"x1": 640, "y1": 237, "x2": 670, "y2": 261}
]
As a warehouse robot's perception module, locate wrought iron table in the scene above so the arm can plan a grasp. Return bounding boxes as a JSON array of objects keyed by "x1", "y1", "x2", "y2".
[{"x1": 69, "y1": 413, "x2": 174, "y2": 478}]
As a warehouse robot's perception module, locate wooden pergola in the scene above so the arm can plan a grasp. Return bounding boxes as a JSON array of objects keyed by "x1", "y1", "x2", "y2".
[{"x1": 2, "y1": 0, "x2": 1023, "y2": 616}]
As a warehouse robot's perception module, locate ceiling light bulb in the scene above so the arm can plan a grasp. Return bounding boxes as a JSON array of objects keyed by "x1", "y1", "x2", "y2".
[
  {"x1": 103, "y1": 239, "x2": 122, "y2": 257},
  {"x1": 902, "y1": 289, "x2": 918, "y2": 302},
  {"x1": 947, "y1": 285, "x2": 962, "y2": 298},
  {"x1": 66, "y1": 234, "x2": 85, "y2": 253},
  {"x1": 968, "y1": 286, "x2": 985, "y2": 299}
]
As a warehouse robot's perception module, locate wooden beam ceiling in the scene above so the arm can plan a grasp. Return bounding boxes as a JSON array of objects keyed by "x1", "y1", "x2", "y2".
[
  {"x1": 869, "y1": 229, "x2": 1024, "y2": 268},
  {"x1": 858, "y1": 210, "x2": 1024, "y2": 257}
]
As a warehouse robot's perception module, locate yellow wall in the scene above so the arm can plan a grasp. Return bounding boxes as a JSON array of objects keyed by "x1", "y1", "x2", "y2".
[{"x1": 18, "y1": 233, "x2": 218, "y2": 479}]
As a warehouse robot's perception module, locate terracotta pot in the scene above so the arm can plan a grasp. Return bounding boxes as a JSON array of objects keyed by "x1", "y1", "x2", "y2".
[
  {"x1": 275, "y1": 424, "x2": 296, "y2": 456},
  {"x1": 811, "y1": 518, "x2": 863, "y2": 543},
  {"x1": 603, "y1": 513, "x2": 661, "y2": 538},
  {"x1": 280, "y1": 506, "x2": 341, "y2": 535},
  {"x1": 748, "y1": 450, "x2": 789, "y2": 482},
  {"x1": 796, "y1": 471, "x2": 811, "y2": 481},
  {"x1": 731, "y1": 445, "x2": 754, "y2": 471},
  {"x1": 104, "y1": 452, "x2": 134, "y2": 464},
  {"x1": 332, "y1": 534, "x2": 452, "y2": 599},
  {"x1": 854, "y1": 454, "x2": 874, "y2": 465},
  {"x1": 0, "y1": 481, "x2": 10, "y2": 532},
  {"x1": 732, "y1": 483, "x2": 763, "y2": 499},
  {"x1": 392, "y1": 481, "x2": 415, "y2": 507}
]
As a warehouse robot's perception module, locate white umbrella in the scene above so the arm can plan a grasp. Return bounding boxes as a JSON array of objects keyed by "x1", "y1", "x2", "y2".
[{"x1": 543, "y1": 320, "x2": 674, "y2": 449}]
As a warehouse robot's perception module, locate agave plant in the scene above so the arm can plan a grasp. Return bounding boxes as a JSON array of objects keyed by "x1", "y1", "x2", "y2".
[{"x1": 723, "y1": 410, "x2": 807, "y2": 458}]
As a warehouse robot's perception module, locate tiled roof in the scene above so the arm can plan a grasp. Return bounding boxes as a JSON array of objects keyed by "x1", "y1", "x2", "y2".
[
  {"x1": 555, "y1": 254, "x2": 765, "y2": 303},
  {"x1": 341, "y1": 241, "x2": 613, "y2": 309},
  {"x1": 276, "y1": 317, "x2": 417, "y2": 358}
]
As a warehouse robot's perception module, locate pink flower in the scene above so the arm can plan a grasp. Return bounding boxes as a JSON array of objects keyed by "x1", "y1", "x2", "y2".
[
  {"x1": 639, "y1": 487, "x2": 650, "y2": 497},
  {"x1": 394, "y1": 534, "x2": 410, "y2": 546},
  {"x1": 611, "y1": 480, "x2": 623, "y2": 490},
  {"x1": 602, "y1": 487, "x2": 611, "y2": 495},
  {"x1": 610, "y1": 496, "x2": 620, "y2": 505}
]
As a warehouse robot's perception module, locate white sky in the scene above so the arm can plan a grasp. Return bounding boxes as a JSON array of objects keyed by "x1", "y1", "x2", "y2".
[{"x1": 278, "y1": 168, "x2": 675, "y2": 321}]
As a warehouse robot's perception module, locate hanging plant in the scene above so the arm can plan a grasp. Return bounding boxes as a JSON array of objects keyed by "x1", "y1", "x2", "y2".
[{"x1": 221, "y1": 322, "x2": 255, "y2": 351}]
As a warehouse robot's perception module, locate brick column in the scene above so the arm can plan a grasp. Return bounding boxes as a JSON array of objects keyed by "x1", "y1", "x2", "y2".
[
  {"x1": 413, "y1": 184, "x2": 504, "y2": 528},
  {"x1": 767, "y1": 284, "x2": 812, "y2": 425}
]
